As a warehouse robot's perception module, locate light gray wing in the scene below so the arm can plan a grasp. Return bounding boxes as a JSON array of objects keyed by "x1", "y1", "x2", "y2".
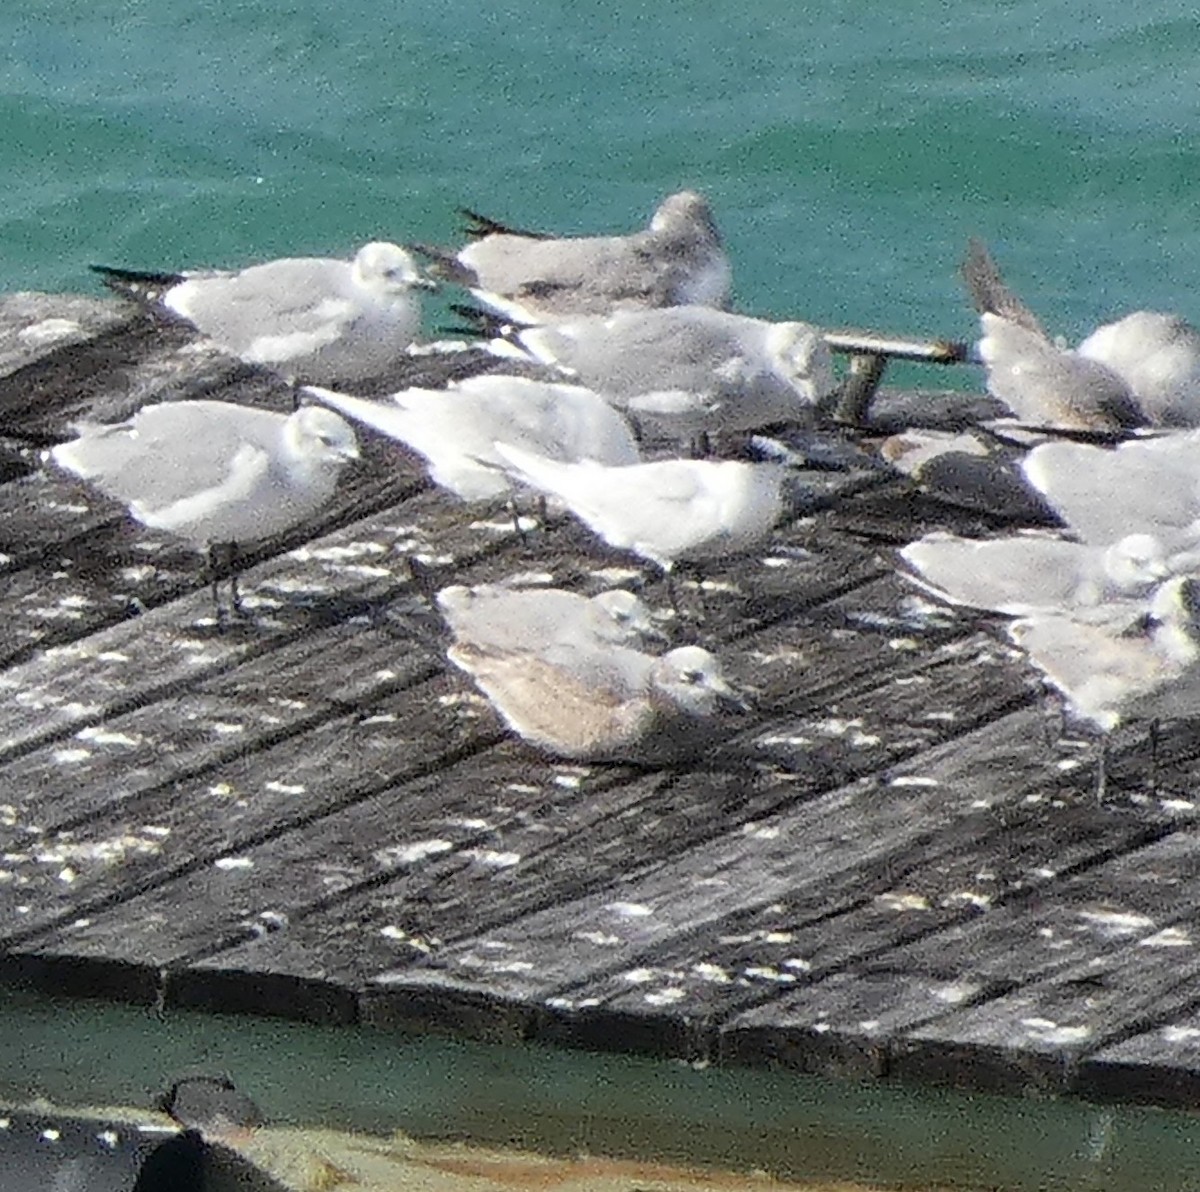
[
  {"x1": 452, "y1": 375, "x2": 640, "y2": 466},
  {"x1": 1023, "y1": 434, "x2": 1200, "y2": 545},
  {"x1": 1008, "y1": 612, "x2": 1165, "y2": 731},
  {"x1": 439, "y1": 586, "x2": 593, "y2": 652},
  {"x1": 978, "y1": 313, "x2": 1139, "y2": 430},
  {"x1": 900, "y1": 533, "x2": 1105, "y2": 614},
  {"x1": 459, "y1": 231, "x2": 675, "y2": 312},
  {"x1": 166, "y1": 258, "x2": 352, "y2": 354},
  {"x1": 555, "y1": 308, "x2": 767, "y2": 398},
  {"x1": 52, "y1": 401, "x2": 285, "y2": 510}
]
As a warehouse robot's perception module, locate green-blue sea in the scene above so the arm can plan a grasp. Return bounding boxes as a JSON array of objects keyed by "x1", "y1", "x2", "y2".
[{"x1": 5, "y1": 0, "x2": 1200, "y2": 350}]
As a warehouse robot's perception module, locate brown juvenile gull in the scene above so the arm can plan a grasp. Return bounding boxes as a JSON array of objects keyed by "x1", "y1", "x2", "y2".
[
  {"x1": 414, "y1": 190, "x2": 732, "y2": 323},
  {"x1": 505, "y1": 306, "x2": 835, "y2": 439},
  {"x1": 50, "y1": 400, "x2": 359, "y2": 620},
  {"x1": 91, "y1": 242, "x2": 434, "y2": 385},
  {"x1": 448, "y1": 636, "x2": 747, "y2": 763}
]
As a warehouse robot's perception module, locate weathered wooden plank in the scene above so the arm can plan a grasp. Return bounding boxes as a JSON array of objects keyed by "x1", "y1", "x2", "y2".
[
  {"x1": 1078, "y1": 1007, "x2": 1200, "y2": 1109},
  {"x1": 720, "y1": 971, "x2": 994, "y2": 1080},
  {"x1": 0, "y1": 565, "x2": 988, "y2": 1008},
  {"x1": 866, "y1": 387, "x2": 1006, "y2": 434},
  {"x1": 1, "y1": 621, "x2": 437, "y2": 838},
  {"x1": 555, "y1": 776, "x2": 1174, "y2": 1065},
  {"x1": 887, "y1": 828, "x2": 1200, "y2": 1098},
  {"x1": 0, "y1": 483, "x2": 541, "y2": 760},
  {"x1": 0, "y1": 670, "x2": 492, "y2": 948},
  {"x1": 0, "y1": 292, "x2": 133, "y2": 387},
  {"x1": 351, "y1": 695, "x2": 1081, "y2": 1030}
]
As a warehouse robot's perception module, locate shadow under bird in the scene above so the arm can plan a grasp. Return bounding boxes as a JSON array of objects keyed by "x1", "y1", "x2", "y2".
[
  {"x1": 412, "y1": 189, "x2": 732, "y2": 323},
  {"x1": 49, "y1": 400, "x2": 360, "y2": 621},
  {"x1": 91, "y1": 241, "x2": 435, "y2": 385}
]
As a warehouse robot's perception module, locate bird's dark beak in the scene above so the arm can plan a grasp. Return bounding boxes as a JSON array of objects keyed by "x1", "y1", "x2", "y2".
[{"x1": 717, "y1": 683, "x2": 753, "y2": 715}]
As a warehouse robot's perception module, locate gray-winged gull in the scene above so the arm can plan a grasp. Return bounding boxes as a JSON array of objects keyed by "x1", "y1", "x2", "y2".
[
  {"x1": 900, "y1": 530, "x2": 1172, "y2": 617},
  {"x1": 964, "y1": 238, "x2": 1200, "y2": 429},
  {"x1": 507, "y1": 306, "x2": 835, "y2": 438},
  {"x1": 493, "y1": 445, "x2": 786, "y2": 573},
  {"x1": 1022, "y1": 431, "x2": 1200, "y2": 553},
  {"x1": 962, "y1": 239, "x2": 1141, "y2": 431},
  {"x1": 50, "y1": 400, "x2": 359, "y2": 619},
  {"x1": 438, "y1": 584, "x2": 664, "y2": 654},
  {"x1": 92, "y1": 242, "x2": 433, "y2": 385},
  {"x1": 1009, "y1": 576, "x2": 1200, "y2": 795},
  {"x1": 415, "y1": 190, "x2": 732, "y2": 323}
]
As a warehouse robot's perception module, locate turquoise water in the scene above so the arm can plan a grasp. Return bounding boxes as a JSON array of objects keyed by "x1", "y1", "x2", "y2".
[{"x1": 3, "y1": 0, "x2": 1199, "y2": 350}]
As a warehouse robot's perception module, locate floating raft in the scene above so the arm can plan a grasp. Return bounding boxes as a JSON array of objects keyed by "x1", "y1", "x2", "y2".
[{"x1": 0, "y1": 291, "x2": 1199, "y2": 1117}]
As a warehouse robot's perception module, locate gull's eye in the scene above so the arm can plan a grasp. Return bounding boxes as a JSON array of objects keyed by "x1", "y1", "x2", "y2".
[{"x1": 681, "y1": 668, "x2": 704, "y2": 685}]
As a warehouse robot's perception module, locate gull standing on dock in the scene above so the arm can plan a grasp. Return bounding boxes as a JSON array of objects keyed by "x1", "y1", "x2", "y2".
[
  {"x1": 50, "y1": 400, "x2": 359, "y2": 619},
  {"x1": 898, "y1": 430, "x2": 1200, "y2": 616},
  {"x1": 413, "y1": 190, "x2": 732, "y2": 322},
  {"x1": 91, "y1": 242, "x2": 434, "y2": 385},
  {"x1": 494, "y1": 445, "x2": 787, "y2": 575},
  {"x1": 305, "y1": 374, "x2": 639, "y2": 502},
  {"x1": 1008, "y1": 576, "x2": 1200, "y2": 796},
  {"x1": 899, "y1": 530, "x2": 1172, "y2": 616},
  {"x1": 448, "y1": 634, "x2": 748, "y2": 763},
  {"x1": 504, "y1": 306, "x2": 835, "y2": 438},
  {"x1": 1022, "y1": 431, "x2": 1200, "y2": 553}
]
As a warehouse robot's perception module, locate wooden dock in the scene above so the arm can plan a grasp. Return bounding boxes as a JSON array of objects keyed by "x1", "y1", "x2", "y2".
[{"x1": 2, "y1": 289, "x2": 1200, "y2": 1118}]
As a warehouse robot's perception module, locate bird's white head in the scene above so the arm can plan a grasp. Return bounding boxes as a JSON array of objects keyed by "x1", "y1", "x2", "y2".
[
  {"x1": 1103, "y1": 532, "x2": 1170, "y2": 591},
  {"x1": 767, "y1": 322, "x2": 836, "y2": 400},
  {"x1": 287, "y1": 406, "x2": 360, "y2": 469},
  {"x1": 649, "y1": 190, "x2": 720, "y2": 242},
  {"x1": 654, "y1": 645, "x2": 748, "y2": 717},
  {"x1": 353, "y1": 242, "x2": 435, "y2": 293},
  {"x1": 590, "y1": 589, "x2": 665, "y2": 646}
]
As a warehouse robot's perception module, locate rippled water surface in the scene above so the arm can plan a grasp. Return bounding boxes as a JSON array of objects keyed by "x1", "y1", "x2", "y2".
[{"x1": 3, "y1": 0, "x2": 1198, "y2": 346}]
